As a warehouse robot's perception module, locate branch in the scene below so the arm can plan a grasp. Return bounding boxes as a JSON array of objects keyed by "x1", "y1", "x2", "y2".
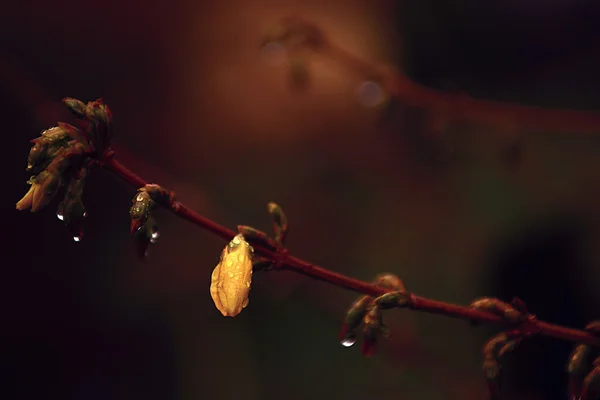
[
  {"x1": 15, "y1": 32, "x2": 600, "y2": 394},
  {"x1": 269, "y1": 15, "x2": 600, "y2": 134},
  {"x1": 100, "y1": 155, "x2": 600, "y2": 346}
]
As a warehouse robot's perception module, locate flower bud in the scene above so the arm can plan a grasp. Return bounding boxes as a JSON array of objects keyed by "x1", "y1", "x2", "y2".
[
  {"x1": 26, "y1": 126, "x2": 71, "y2": 172},
  {"x1": 16, "y1": 170, "x2": 62, "y2": 212},
  {"x1": 374, "y1": 291, "x2": 411, "y2": 309},
  {"x1": 373, "y1": 273, "x2": 405, "y2": 291},
  {"x1": 267, "y1": 202, "x2": 288, "y2": 245},
  {"x1": 84, "y1": 98, "x2": 113, "y2": 152},
  {"x1": 339, "y1": 295, "x2": 371, "y2": 343},
  {"x1": 361, "y1": 305, "x2": 382, "y2": 357},
  {"x1": 62, "y1": 97, "x2": 86, "y2": 119},
  {"x1": 471, "y1": 297, "x2": 522, "y2": 324},
  {"x1": 27, "y1": 140, "x2": 50, "y2": 172},
  {"x1": 129, "y1": 189, "x2": 154, "y2": 234},
  {"x1": 210, "y1": 234, "x2": 254, "y2": 317},
  {"x1": 481, "y1": 332, "x2": 521, "y2": 400},
  {"x1": 237, "y1": 225, "x2": 276, "y2": 250},
  {"x1": 144, "y1": 183, "x2": 175, "y2": 206}
]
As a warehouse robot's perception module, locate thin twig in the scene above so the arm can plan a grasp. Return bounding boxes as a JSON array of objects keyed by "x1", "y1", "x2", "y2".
[{"x1": 101, "y1": 155, "x2": 600, "y2": 347}]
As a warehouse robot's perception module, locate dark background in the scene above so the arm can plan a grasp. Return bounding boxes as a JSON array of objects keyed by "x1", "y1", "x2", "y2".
[{"x1": 2, "y1": 1, "x2": 600, "y2": 399}]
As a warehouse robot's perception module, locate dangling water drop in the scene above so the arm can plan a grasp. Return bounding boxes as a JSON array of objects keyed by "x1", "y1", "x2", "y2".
[
  {"x1": 73, "y1": 236, "x2": 81, "y2": 242},
  {"x1": 340, "y1": 333, "x2": 356, "y2": 347},
  {"x1": 150, "y1": 230, "x2": 160, "y2": 244},
  {"x1": 57, "y1": 211, "x2": 64, "y2": 221},
  {"x1": 83, "y1": 211, "x2": 87, "y2": 218}
]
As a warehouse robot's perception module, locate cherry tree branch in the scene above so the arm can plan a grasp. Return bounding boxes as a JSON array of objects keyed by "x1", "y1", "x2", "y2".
[{"x1": 101, "y1": 155, "x2": 600, "y2": 347}]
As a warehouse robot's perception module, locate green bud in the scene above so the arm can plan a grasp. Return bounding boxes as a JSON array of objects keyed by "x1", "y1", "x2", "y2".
[
  {"x1": 480, "y1": 332, "x2": 520, "y2": 399},
  {"x1": 57, "y1": 122, "x2": 88, "y2": 145},
  {"x1": 374, "y1": 291, "x2": 411, "y2": 309},
  {"x1": 130, "y1": 189, "x2": 154, "y2": 234},
  {"x1": 373, "y1": 274, "x2": 405, "y2": 291},
  {"x1": 62, "y1": 97, "x2": 87, "y2": 119},
  {"x1": 471, "y1": 297, "x2": 523, "y2": 324},
  {"x1": 361, "y1": 305, "x2": 382, "y2": 357},
  {"x1": 84, "y1": 98, "x2": 113, "y2": 152},
  {"x1": 26, "y1": 126, "x2": 73, "y2": 173},
  {"x1": 144, "y1": 184, "x2": 175, "y2": 206},
  {"x1": 16, "y1": 170, "x2": 62, "y2": 212},
  {"x1": 267, "y1": 202, "x2": 289, "y2": 245},
  {"x1": 237, "y1": 225, "x2": 276, "y2": 250},
  {"x1": 27, "y1": 140, "x2": 50, "y2": 172},
  {"x1": 344, "y1": 295, "x2": 372, "y2": 330}
]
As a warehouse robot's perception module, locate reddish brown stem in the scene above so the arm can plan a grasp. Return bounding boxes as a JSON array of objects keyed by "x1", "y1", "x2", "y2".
[
  {"x1": 101, "y1": 156, "x2": 600, "y2": 347},
  {"x1": 286, "y1": 15, "x2": 600, "y2": 134},
  {"x1": 329, "y1": 41, "x2": 600, "y2": 134}
]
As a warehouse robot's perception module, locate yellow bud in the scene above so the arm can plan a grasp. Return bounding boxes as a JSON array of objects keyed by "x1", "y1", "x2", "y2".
[{"x1": 210, "y1": 234, "x2": 254, "y2": 317}]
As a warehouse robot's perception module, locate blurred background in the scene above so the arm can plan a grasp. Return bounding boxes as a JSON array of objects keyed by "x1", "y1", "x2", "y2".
[{"x1": 2, "y1": 1, "x2": 600, "y2": 399}]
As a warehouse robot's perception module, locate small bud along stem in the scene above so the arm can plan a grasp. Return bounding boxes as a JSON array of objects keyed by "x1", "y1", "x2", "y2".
[{"x1": 101, "y1": 156, "x2": 600, "y2": 347}]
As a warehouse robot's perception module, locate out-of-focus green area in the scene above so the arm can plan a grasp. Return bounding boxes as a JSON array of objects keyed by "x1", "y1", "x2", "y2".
[{"x1": 2, "y1": 1, "x2": 600, "y2": 399}]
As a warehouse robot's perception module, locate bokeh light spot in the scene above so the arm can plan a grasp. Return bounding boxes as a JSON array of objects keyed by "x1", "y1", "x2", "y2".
[
  {"x1": 260, "y1": 42, "x2": 287, "y2": 66},
  {"x1": 356, "y1": 80, "x2": 385, "y2": 108}
]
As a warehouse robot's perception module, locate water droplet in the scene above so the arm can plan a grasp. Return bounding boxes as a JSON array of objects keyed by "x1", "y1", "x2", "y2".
[
  {"x1": 356, "y1": 81, "x2": 385, "y2": 108},
  {"x1": 150, "y1": 231, "x2": 160, "y2": 244},
  {"x1": 83, "y1": 211, "x2": 88, "y2": 218},
  {"x1": 57, "y1": 212, "x2": 64, "y2": 221},
  {"x1": 340, "y1": 333, "x2": 356, "y2": 347},
  {"x1": 73, "y1": 236, "x2": 81, "y2": 242},
  {"x1": 228, "y1": 273, "x2": 234, "y2": 278}
]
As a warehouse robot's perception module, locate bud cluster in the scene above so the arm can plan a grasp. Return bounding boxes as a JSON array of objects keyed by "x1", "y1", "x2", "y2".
[
  {"x1": 339, "y1": 273, "x2": 410, "y2": 357},
  {"x1": 17, "y1": 98, "x2": 115, "y2": 241}
]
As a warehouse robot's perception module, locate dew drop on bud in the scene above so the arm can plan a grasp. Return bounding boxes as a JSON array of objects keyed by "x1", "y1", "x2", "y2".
[
  {"x1": 340, "y1": 334, "x2": 356, "y2": 348},
  {"x1": 57, "y1": 212, "x2": 64, "y2": 221},
  {"x1": 150, "y1": 230, "x2": 160, "y2": 244},
  {"x1": 73, "y1": 236, "x2": 81, "y2": 242}
]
